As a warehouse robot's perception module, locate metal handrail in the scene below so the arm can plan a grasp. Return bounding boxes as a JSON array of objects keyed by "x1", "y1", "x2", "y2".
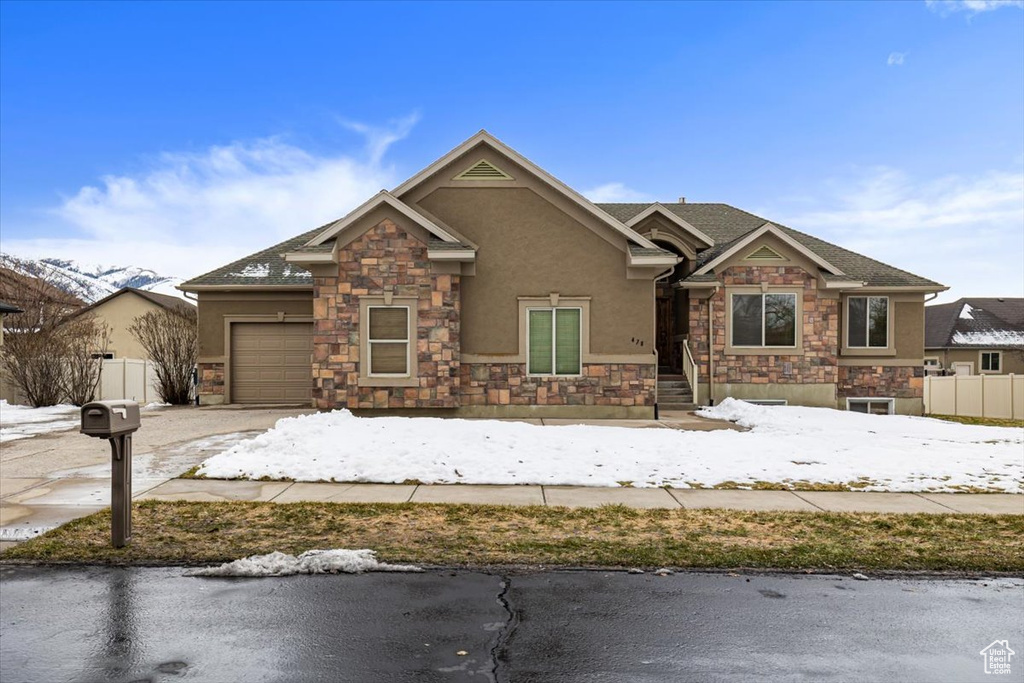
[{"x1": 681, "y1": 339, "x2": 699, "y2": 406}]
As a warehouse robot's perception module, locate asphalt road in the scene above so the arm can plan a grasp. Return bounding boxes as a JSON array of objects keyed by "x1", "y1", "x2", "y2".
[{"x1": 1, "y1": 566, "x2": 1020, "y2": 683}]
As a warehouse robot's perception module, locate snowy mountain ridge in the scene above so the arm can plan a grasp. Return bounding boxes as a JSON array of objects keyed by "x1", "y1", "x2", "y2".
[{"x1": 0, "y1": 253, "x2": 187, "y2": 303}]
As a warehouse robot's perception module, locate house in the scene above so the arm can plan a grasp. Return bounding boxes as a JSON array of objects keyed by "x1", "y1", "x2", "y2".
[
  {"x1": 70, "y1": 287, "x2": 196, "y2": 360},
  {"x1": 0, "y1": 301, "x2": 24, "y2": 346},
  {"x1": 0, "y1": 266, "x2": 85, "y2": 323},
  {"x1": 181, "y1": 130, "x2": 945, "y2": 416},
  {"x1": 925, "y1": 297, "x2": 1024, "y2": 376}
]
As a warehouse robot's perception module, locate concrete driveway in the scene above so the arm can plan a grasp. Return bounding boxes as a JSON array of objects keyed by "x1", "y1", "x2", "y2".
[{"x1": 0, "y1": 406, "x2": 312, "y2": 545}]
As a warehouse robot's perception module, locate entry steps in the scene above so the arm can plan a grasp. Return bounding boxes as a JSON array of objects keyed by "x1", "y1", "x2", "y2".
[{"x1": 657, "y1": 368, "x2": 695, "y2": 411}]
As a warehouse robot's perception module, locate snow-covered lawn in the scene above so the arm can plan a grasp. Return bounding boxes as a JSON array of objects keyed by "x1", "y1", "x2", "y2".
[
  {"x1": 0, "y1": 399, "x2": 170, "y2": 443},
  {"x1": 194, "y1": 399, "x2": 1024, "y2": 493},
  {"x1": 0, "y1": 400, "x2": 80, "y2": 443}
]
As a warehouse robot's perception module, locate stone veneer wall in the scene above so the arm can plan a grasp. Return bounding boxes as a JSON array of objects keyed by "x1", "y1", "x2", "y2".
[
  {"x1": 198, "y1": 362, "x2": 225, "y2": 401},
  {"x1": 459, "y1": 363, "x2": 656, "y2": 407},
  {"x1": 838, "y1": 365, "x2": 924, "y2": 399},
  {"x1": 311, "y1": 218, "x2": 460, "y2": 410},
  {"x1": 688, "y1": 266, "x2": 838, "y2": 387}
]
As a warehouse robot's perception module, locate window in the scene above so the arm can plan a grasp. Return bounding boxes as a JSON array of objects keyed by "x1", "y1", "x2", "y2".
[
  {"x1": 923, "y1": 357, "x2": 940, "y2": 367},
  {"x1": 744, "y1": 399, "x2": 788, "y2": 406},
  {"x1": 847, "y1": 296, "x2": 888, "y2": 348},
  {"x1": 847, "y1": 398, "x2": 894, "y2": 415},
  {"x1": 367, "y1": 306, "x2": 409, "y2": 376},
  {"x1": 731, "y1": 293, "x2": 797, "y2": 347},
  {"x1": 90, "y1": 352, "x2": 114, "y2": 360},
  {"x1": 528, "y1": 308, "x2": 581, "y2": 375},
  {"x1": 981, "y1": 351, "x2": 1001, "y2": 372}
]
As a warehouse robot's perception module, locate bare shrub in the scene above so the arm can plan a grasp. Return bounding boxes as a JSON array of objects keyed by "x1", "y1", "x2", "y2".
[
  {"x1": 128, "y1": 308, "x2": 198, "y2": 405},
  {"x1": 61, "y1": 315, "x2": 112, "y2": 405}
]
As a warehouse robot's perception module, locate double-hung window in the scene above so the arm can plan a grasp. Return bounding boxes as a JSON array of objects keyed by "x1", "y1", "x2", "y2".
[
  {"x1": 981, "y1": 351, "x2": 1001, "y2": 372},
  {"x1": 731, "y1": 293, "x2": 797, "y2": 347},
  {"x1": 847, "y1": 296, "x2": 888, "y2": 348},
  {"x1": 367, "y1": 306, "x2": 410, "y2": 376},
  {"x1": 528, "y1": 308, "x2": 581, "y2": 375}
]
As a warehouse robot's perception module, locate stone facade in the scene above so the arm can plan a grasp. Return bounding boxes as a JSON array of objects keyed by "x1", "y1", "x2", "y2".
[
  {"x1": 459, "y1": 363, "x2": 657, "y2": 407},
  {"x1": 197, "y1": 362, "x2": 225, "y2": 400},
  {"x1": 311, "y1": 218, "x2": 461, "y2": 410},
  {"x1": 689, "y1": 266, "x2": 838, "y2": 387},
  {"x1": 838, "y1": 365, "x2": 924, "y2": 399}
]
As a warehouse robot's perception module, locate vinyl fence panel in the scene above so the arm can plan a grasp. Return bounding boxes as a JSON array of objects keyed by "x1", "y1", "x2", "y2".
[{"x1": 924, "y1": 374, "x2": 1022, "y2": 420}]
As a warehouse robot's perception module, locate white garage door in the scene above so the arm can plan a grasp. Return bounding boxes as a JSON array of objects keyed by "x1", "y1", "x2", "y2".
[{"x1": 230, "y1": 323, "x2": 313, "y2": 404}]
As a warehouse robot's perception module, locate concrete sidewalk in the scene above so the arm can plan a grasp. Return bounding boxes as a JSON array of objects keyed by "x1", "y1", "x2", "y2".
[{"x1": 132, "y1": 479, "x2": 1024, "y2": 515}]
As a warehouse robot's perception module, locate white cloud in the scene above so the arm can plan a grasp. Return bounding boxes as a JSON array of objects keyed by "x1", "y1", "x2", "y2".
[
  {"x1": 763, "y1": 166, "x2": 1024, "y2": 303},
  {"x1": 887, "y1": 52, "x2": 907, "y2": 66},
  {"x1": 2, "y1": 117, "x2": 419, "y2": 279},
  {"x1": 582, "y1": 182, "x2": 652, "y2": 203},
  {"x1": 925, "y1": 0, "x2": 1024, "y2": 15}
]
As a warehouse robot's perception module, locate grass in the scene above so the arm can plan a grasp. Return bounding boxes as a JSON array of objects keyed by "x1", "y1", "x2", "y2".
[
  {"x1": 3, "y1": 500, "x2": 1022, "y2": 572},
  {"x1": 927, "y1": 414, "x2": 1024, "y2": 429}
]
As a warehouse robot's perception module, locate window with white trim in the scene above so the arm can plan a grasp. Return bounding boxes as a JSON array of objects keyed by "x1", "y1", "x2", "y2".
[
  {"x1": 923, "y1": 357, "x2": 940, "y2": 367},
  {"x1": 367, "y1": 306, "x2": 410, "y2": 376},
  {"x1": 847, "y1": 398, "x2": 894, "y2": 415},
  {"x1": 847, "y1": 296, "x2": 888, "y2": 348},
  {"x1": 731, "y1": 293, "x2": 797, "y2": 347},
  {"x1": 527, "y1": 308, "x2": 581, "y2": 376},
  {"x1": 981, "y1": 351, "x2": 1001, "y2": 372}
]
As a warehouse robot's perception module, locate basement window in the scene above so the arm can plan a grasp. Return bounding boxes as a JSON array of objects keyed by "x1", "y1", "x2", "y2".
[{"x1": 846, "y1": 398, "x2": 894, "y2": 415}]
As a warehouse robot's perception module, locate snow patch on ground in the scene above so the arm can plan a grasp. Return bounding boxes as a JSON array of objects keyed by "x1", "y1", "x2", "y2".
[
  {"x1": 0, "y1": 526, "x2": 54, "y2": 541},
  {"x1": 186, "y1": 549, "x2": 422, "y2": 577},
  {"x1": 195, "y1": 399, "x2": 1024, "y2": 492},
  {"x1": 0, "y1": 401, "x2": 80, "y2": 443}
]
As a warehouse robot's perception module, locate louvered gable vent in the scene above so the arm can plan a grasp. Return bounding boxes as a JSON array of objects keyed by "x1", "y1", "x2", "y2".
[
  {"x1": 746, "y1": 245, "x2": 785, "y2": 261},
  {"x1": 453, "y1": 159, "x2": 513, "y2": 180}
]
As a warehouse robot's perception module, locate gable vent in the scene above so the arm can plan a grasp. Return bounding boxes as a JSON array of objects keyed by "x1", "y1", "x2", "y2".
[
  {"x1": 454, "y1": 159, "x2": 513, "y2": 181},
  {"x1": 746, "y1": 245, "x2": 785, "y2": 261}
]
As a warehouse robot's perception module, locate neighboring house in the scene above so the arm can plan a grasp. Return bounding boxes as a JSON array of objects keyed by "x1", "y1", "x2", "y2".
[
  {"x1": 70, "y1": 287, "x2": 196, "y2": 359},
  {"x1": 181, "y1": 130, "x2": 945, "y2": 416},
  {"x1": 0, "y1": 301, "x2": 24, "y2": 346},
  {"x1": 924, "y1": 298, "x2": 1024, "y2": 376}
]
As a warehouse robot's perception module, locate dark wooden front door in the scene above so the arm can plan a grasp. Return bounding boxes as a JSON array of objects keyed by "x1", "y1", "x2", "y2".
[{"x1": 656, "y1": 295, "x2": 677, "y2": 372}]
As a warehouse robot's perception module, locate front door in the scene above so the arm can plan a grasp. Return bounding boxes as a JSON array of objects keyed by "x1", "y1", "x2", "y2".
[{"x1": 656, "y1": 294, "x2": 676, "y2": 372}]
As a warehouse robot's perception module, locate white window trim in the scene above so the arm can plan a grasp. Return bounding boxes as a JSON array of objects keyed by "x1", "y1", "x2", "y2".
[
  {"x1": 980, "y1": 350, "x2": 1002, "y2": 374},
  {"x1": 367, "y1": 305, "x2": 412, "y2": 378},
  {"x1": 846, "y1": 397, "x2": 895, "y2": 415},
  {"x1": 729, "y1": 292, "x2": 799, "y2": 349},
  {"x1": 846, "y1": 295, "x2": 890, "y2": 349},
  {"x1": 526, "y1": 306, "x2": 583, "y2": 378},
  {"x1": 923, "y1": 356, "x2": 940, "y2": 366}
]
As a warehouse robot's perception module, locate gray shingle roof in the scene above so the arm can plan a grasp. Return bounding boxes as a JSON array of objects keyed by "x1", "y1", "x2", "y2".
[
  {"x1": 925, "y1": 298, "x2": 1024, "y2": 348},
  {"x1": 181, "y1": 226, "x2": 325, "y2": 288},
  {"x1": 427, "y1": 239, "x2": 475, "y2": 251},
  {"x1": 598, "y1": 203, "x2": 943, "y2": 289},
  {"x1": 628, "y1": 245, "x2": 676, "y2": 257}
]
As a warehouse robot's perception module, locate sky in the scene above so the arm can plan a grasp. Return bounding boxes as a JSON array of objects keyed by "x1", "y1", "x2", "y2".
[{"x1": 1, "y1": 0, "x2": 1022, "y2": 303}]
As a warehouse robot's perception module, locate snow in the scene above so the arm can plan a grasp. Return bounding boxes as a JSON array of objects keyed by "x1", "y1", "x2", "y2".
[
  {"x1": 281, "y1": 265, "x2": 312, "y2": 278},
  {"x1": 186, "y1": 549, "x2": 422, "y2": 577},
  {"x1": 959, "y1": 303, "x2": 975, "y2": 320},
  {"x1": 951, "y1": 329, "x2": 1024, "y2": 346},
  {"x1": 0, "y1": 400, "x2": 79, "y2": 443},
  {"x1": 227, "y1": 263, "x2": 271, "y2": 278},
  {"x1": 196, "y1": 399, "x2": 1024, "y2": 493},
  {"x1": 0, "y1": 252, "x2": 185, "y2": 303}
]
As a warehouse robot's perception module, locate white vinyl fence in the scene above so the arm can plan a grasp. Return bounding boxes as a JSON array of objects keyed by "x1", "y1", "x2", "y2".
[
  {"x1": 924, "y1": 374, "x2": 1023, "y2": 420},
  {"x1": 98, "y1": 359, "x2": 162, "y2": 404}
]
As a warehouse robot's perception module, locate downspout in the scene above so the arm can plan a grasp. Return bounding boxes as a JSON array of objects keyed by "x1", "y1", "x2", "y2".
[
  {"x1": 182, "y1": 291, "x2": 198, "y2": 303},
  {"x1": 707, "y1": 285, "x2": 720, "y2": 406}
]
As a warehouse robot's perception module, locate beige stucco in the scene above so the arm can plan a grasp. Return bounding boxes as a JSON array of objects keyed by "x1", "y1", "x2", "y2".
[
  {"x1": 416, "y1": 187, "x2": 655, "y2": 357},
  {"x1": 197, "y1": 290, "x2": 313, "y2": 360},
  {"x1": 86, "y1": 291, "x2": 183, "y2": 359},
  {"x1": 926, "y1": 347, "x2": 1024, "y2": 375}
]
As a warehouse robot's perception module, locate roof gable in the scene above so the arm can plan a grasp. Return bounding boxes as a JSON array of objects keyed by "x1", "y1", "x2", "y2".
[
  {"x1": 303, "y1": 191, "x2": 465, "y2": 248},
  {"x1": 694, "y1": 222, "x2": 843, "y2": 276},
  {"x1": 623, "y1": 203, "x2": 715, "y2": 249},
  {"x1": 392, "y1": 130, "x2": 659, "y2": 250},
  {"x1": 75, "y1": 287, "x2": 194, "y2": 318}
]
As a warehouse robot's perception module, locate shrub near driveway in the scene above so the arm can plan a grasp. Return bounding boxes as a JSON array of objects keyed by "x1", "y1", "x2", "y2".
[{"x1": 4, "y1": 501, "x2": 1023, "y2": 573}]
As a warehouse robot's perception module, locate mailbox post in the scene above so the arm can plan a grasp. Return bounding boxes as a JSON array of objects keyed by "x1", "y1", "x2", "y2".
[{"x1": 80, "y1": 400, "x2": 141, "y2": 548}]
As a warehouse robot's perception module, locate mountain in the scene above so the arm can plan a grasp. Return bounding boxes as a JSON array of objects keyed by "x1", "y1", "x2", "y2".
[{"x1": 0, "y1": 253, "x2": 187, "y2": 304}]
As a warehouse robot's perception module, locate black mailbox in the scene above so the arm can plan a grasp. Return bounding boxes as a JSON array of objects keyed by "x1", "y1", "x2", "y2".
[{"x1": 81, "y1": 400, "x2": 141, "y2": 438}]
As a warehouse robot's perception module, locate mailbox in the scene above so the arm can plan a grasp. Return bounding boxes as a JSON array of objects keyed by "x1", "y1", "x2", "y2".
[
  {"x1": 80, "y1": 400, "x2": 140, "y2": 548},
  {"x1": 81, "y1": 400, "x2": 141, "y2": 438}
]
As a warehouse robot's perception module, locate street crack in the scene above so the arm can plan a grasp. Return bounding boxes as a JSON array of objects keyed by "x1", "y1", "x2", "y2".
[{"x1": 489, "y1": 575, "x2": 518, "y2": 683}]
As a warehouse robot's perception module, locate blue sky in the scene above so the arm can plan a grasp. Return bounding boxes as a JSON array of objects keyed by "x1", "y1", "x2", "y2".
[{"x1": 1, "y1": 0, "x2": 1021, "y2": 301}]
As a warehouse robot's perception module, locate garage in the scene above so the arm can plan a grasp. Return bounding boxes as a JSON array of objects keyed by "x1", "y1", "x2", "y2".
[{"x1": 230, "y1": 322, "x2": 314, "y2": 404}]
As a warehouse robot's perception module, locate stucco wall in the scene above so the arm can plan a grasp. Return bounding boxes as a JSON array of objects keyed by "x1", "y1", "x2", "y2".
[
  {"x1": 88, "y1": 292, "x2": 167, "y2": 359},
  {"x1": 197, "y1": 290, "x2": 313, "y2": 359},
  {"x1": 417, "y1": 187, "x2": 654, "y2": 356}
]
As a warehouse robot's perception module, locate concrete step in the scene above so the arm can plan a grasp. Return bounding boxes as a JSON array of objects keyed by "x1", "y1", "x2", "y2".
[
  {"x1": 660, "y1": 393, "x2": 693, "y2": 401},
  {"x1": 659, "y1": 402, "x2": 696, "y2": 411}
]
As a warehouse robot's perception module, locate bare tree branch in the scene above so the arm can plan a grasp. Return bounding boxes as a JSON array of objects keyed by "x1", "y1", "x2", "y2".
[{"x1": 128, "y1": 308, "x2": 197, "y2": 405}]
